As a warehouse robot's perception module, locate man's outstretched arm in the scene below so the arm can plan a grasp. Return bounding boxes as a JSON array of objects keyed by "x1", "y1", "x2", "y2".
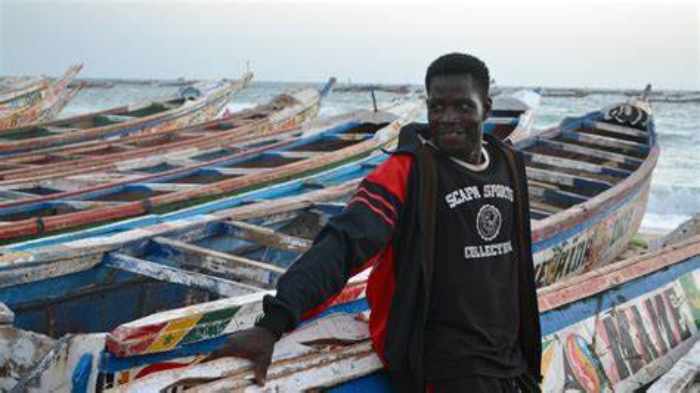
[{"x1": 206, "y1": 154, "x2": 413, "y2": 385}]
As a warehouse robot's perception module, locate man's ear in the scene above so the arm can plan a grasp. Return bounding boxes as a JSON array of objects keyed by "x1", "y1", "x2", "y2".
[{"x1": 482, "y1": 96, "x2": 493, "y2": 121}]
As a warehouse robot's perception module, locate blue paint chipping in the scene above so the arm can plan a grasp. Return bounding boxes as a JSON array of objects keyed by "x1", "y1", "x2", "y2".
[{"x1": 71, "y1": 354, "x2": 93, "y2": 393}]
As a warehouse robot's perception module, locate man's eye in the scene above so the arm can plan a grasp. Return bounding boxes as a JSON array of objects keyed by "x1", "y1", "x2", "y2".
[{"x1": 458, "y1": 102, "x2": 475, "y2": 111}]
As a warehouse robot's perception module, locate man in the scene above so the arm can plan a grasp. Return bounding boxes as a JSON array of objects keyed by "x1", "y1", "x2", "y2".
[{"x1": 208, "y1": 53, "x2": 542, "y2": 392}]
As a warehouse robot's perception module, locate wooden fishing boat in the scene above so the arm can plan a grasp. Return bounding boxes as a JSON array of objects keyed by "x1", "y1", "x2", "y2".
[
  {"x1": 0, "y1": 101, "x2": 421, "y2": 243},
  {"x1": 0, "y1": 78, "x2": 332, "y2": 183},
  {"x1": 0, "y1": 77, "x2": 46, "y2": 106},
  {"x1": 0, "y1": 65, "x2": 83, "y2": 129},
  {"x1": 0, "y1": 73, "x2": 252, "y2": 154},
  {"x1": 521, "y1": 96, "x2": 658, "y2": 286},
  {"x1": 0, "y1": 189, "x2": 696, "y2": 392}
]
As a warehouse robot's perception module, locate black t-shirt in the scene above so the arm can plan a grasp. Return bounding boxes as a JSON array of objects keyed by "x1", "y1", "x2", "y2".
[{"x1": 424, "y1": 142, "x2": 526, "y2": 381}]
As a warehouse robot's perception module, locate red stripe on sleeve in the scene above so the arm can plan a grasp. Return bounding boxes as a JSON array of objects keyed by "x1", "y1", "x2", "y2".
[{"x1": 364, "y1": 154, "x2": 413, "y2": 204}]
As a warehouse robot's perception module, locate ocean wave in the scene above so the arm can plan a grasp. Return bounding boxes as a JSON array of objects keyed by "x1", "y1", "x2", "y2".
[{"x1": 646, "y1": 184, "x2": 700, "y2": 216}]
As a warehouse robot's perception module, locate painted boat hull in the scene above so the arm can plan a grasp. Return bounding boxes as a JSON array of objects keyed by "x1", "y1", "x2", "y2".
[
  {"x1": 0, "y1": 74, "x2": 251, "y2": 155},
  {"x1": 0, "y1": 65, "x2": 83, "y2": 129}
]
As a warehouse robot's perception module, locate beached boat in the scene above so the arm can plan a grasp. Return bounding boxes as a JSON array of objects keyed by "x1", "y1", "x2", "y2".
[
  {"x1": 0, "y1": 65, "x2": 83, "y2": 129},
  {"x1": 0, "y1": 101, "x2": 420, "y2": 243},
  {"x1": 0, "y1": 77, "x2": 46, "y2": 106},
  {"x1": 521, "y1": 96, "x2": 658, "y2": 285},
  {"x1": 0, "y1": 79, "x2": 333, "y2": 184},
  {"x1": 0, "y1": 73, "x2": 252, "y2": 154},
  {"x1": 0, "y1": 195, "x2": 696, "y2": 392}
]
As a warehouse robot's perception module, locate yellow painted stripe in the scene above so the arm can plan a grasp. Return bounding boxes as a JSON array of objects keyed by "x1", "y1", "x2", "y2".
[{"x1": 146, "y1": 314, "x2": 203, "y2": 353}]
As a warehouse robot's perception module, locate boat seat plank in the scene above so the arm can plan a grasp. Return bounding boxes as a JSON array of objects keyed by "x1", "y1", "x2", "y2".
[
  {"x1": 528, "y1": 200, "x2": 563, "y2": 214},
  {"x1": 270, "y1": 150, "x2": 326, "y2": 159},
  {"x1": 133, "y1": 182, "x2": 200, "y2": 192},
  {"x1": 224, "y1": 220, "x2": 312, "y2": 253},
  {"x1": 523, "y1": 151, "x2": 631, "y2": 179},
  {"x1": 535, "y1": 139, "x2": 643, "y2": 167},
  {"x1": 100, "y1": 114, "x2": 137, "y2": 123},
  {"x1": 153, "y1": 236, "x2": 285, "y2": 274},
  {"x1": 528, "y1": 185, "x2": 588, "y2": 208},
  {"x1": 584, "y1": 120, "x2": 648, "y2": 139},
  {"x1": 44, "y1": 126, "x2": 81, "y2": 134},
  {"x1": 106, "y1": 252, "x2": 261, "y2": 297},
  {"x1": 209, "y1": 167, "x2": 270, "y2": 176},
  {"x1": 559, "y1": 130, "x2": 648, "y2": 156},
  {"x1": 526, "y1": 167, "x2": 612, "y2": 195}
]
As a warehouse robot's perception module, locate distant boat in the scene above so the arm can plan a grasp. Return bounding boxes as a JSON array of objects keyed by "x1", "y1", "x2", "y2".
[
  {"x1": 0, "y1": 73, "x2": 253, "y2": 155},
  {"x1": 0, "y1": 65, "x2": 83, "y2": 129},
  {"x1": 0, "y1": 99, "x2": 419, "y2": 243},
  {"x1": 650, "y1": 93, "x2": 700, "y2": 104}
]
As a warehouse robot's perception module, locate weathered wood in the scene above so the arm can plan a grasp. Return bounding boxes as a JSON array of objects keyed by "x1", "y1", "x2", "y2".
[
  {"x1": 537, "y1": 138, "x2": 643, "y2": 165},
  {"x1": 648, "y1": 340, "x2": 700, "y2": 393},
  {"x1": 271, "y1": 150, "x2": 325, "y2": 159},
  {"x1": 122, "y1": 314, "x2": 374, "y2": 393},
  {"x1": 526, "y1": 166, "x2": 612, "y2": 194},
  {"x1": 560, "y1": 129, "x2": 648, "y2": 155},
  {"x1": 523, "y1": 151, "x2": 630, "y2": 178},
  {"x1": 585, "y1": 120, "x2": 648, "y2": 138},
  {"x1": 151, "y1": 236, "x2": 284, "y2": 286},
  {"x1": 224, "y1": 220, "x2": 313, "y2": 253},
  {"x1": 105, "y1": 253, "x2": 261, "y2": 297},
  {"x1": 210, "y1": 167, "x2": 270, "y2": 176}
]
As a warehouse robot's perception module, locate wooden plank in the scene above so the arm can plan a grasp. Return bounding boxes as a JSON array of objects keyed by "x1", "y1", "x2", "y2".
[
  {"x1": 186, "y1": 342, "x2": 379, "y2": 393},
  {"x1": 648, "y1": 341, "x2": 700, "y2": 393},
  {"x1": 210, "y1": 167, "x2": 271, "y2": 176},
  {"x1": 585, "y1": 120, "x2": 648, "y2": 138},
  {"x1": 105, "y1": 273, "x2": 370, "y2": 357},
  {"x1": 224, "y1": 220, "x2": 312, "y2": 253},
  {"x1": 121, "y1": 314, "x2": 375, "y2": 393},
  {"x1": 528, "y1": 184, "x2": 588, "y2": 207},
  {"x1": 105, "y1": 253, "x2": 261, "y2": 297},
  {"x1": 44, "y1": 126, "x2": 81, "y2": 134},
  {"x1": 523, "y1": 151, "x2": 630, "y2": 178},
  {"x1": 560, "y1": 129, "x2": 648, "y2": 155},
  {"x1": 537, "y1": 139, "x2": 643, "y2": 165},
  {"x1": 133, "y1": 182, "x2": 200, "y2": 192},
  {"x1": 151, "y1": 236, "x2": 284, "y2": 286},
  {"x1": 271, "y1": 150, "x2": 325, "y2": 159},
  {"x1": 526, "y1": 166, "x2": 612, "y2": 194},
  {"x1": 529, "y1": 200, "x2": 563, "y2": 214}
]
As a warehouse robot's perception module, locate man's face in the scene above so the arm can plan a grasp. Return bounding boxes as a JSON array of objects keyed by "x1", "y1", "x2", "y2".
[{"x1": 427, "y1": 74, "x2": 491, "y2": 159}]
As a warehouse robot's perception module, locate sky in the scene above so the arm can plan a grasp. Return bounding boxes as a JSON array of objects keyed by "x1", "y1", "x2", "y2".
[{"x1": 1, "y1": 0, "x2": 699, "y2": 90}]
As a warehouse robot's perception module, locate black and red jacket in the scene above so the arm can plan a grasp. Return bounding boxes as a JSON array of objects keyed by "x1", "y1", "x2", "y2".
[{"x1": 257, "y1": 124, "x2": 542, "y2": 391}]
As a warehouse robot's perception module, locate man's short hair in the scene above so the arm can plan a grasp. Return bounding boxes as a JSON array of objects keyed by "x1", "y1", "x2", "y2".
[{"x1": 425, "y1": 53, "x2": 490, "y2": 97}]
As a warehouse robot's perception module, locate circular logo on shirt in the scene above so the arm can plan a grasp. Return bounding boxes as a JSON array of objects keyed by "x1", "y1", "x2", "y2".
[{"x1": 476, "y1": 204, "x2": 502, "y2": 241}]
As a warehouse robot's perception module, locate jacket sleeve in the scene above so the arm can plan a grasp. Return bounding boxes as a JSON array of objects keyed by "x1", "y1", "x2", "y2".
[{"x1": 256, "y1": 154, "x2": 413, "y2": 338}]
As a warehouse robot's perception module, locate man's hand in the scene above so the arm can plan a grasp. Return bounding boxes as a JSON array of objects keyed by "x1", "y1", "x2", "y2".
[{"x1": 205, "y1": 327, "x2": 277, "y2": 386}]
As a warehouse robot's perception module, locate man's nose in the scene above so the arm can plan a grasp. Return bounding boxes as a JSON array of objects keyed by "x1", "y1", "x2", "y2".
[{"x1": 441, "y1": 106, "x2": 462, "y2": 122}]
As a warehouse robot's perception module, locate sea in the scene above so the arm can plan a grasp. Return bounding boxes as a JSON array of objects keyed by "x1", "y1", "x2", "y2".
[{"x1": 60, "y1": 81, "x2": 700, "y2": 236}]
